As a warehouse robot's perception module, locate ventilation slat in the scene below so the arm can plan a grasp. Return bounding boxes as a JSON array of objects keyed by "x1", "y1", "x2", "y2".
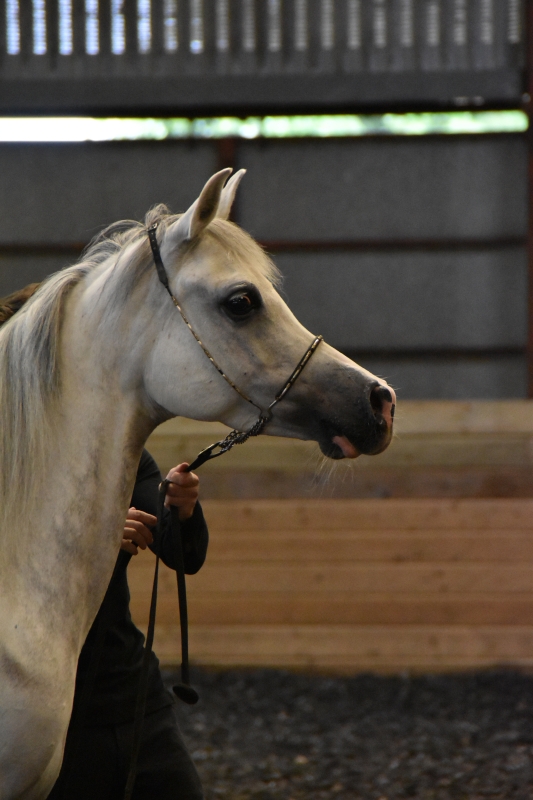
[
  {"x1": 215, "y1": 0, "x2": 229, "y2": 53},
  {"x1": 32, "y1": 0, "x2": 47, "y2": 55},
  {"x1": 0, "y1": 0, "x2": 525, "y2": 66},
  {"x1": 59, "y1": 0, "x2": 73, "y2": 55},
  {"x1": 294, "y1": 0, "x2": 308, "y2": 53},
  {"x1": 241, "y1": 0, "x2": 256, "y2": 55},
  {"x1": 0, "y1": 0, "x2": 6, "y2": 58},
  {"x1": 0, "y1": 0, "x2": 525, "y2": 109},
  {"x1": 189, "y1": 0, "x2": 203, "y2": 54},
  {"x1": 162, "y1": 0, "x2": 178, "y2": 52},
  {"x1": 84, "y1": 0, "x2": 98, "y2": 55},
  {"x1": 6, "y1": 0, "x2": 20, "y2": 55},
  {"x1": 267, "y1": 0, "x2": 282, "y2": 54}
]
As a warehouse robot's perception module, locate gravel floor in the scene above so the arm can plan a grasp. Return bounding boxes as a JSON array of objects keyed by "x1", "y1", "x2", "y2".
[{"x1": 164, "y1": 668, "x2": 533, "y2": 800}]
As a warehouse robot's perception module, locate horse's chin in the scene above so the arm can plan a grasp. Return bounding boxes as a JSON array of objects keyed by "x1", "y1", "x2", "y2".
[
  {"x1": 320, "y1": 430, "x2": 393, "y2": 460},
  {"x1": 332, "y1": 435, "x2": 360, "y2": 459}
]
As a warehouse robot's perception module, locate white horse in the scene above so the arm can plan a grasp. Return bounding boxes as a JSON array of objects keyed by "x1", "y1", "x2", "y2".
[{"x1": 0, "y1": 169, "x2": 395, "y2": 799}]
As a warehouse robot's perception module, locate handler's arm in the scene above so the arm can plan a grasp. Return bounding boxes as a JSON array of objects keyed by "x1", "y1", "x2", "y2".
[{"x1": 129, "y1": 449, "x2": 209, "y2": 574}]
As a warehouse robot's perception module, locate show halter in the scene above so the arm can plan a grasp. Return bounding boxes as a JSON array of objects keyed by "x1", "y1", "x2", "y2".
[
  {"x1": 147, "y1": 222, "x2": 323, "y2": 471},
  {"x1": 124, "y1": 224, "x2": 324, "y2": 799}
]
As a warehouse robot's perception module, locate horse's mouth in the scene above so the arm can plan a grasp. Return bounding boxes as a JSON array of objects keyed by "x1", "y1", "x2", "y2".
[
  {"x1": 317, "y1": 428, "x2": 360, "y2": 460},
  {"x1": 318, "y1": 418, "x2": 393, "y2": 460},
  {"x1": 332, "y1": 435, "x2": 360, "y2": 459}
]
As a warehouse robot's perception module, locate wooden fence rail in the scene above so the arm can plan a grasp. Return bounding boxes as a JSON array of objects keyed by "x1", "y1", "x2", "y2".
[
  {"x1": 126, "y1": 402, "x2": 533, "y2": 672},
  {"x1": 130, "y1": 498, "x2": 533, "y2": 671}
]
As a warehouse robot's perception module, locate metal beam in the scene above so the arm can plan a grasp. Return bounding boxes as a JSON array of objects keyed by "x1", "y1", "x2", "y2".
[
  {"x1": 0, "y1": 71, "x2": 524, "y2": 116},
  {"x1": 527, "y1": 0, "x2": 533, "y2": 396}
]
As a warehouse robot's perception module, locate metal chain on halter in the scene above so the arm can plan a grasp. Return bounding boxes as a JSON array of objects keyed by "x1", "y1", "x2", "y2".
[{"x1": 124, "y1": 483, "x2": 196, "y2": 800}]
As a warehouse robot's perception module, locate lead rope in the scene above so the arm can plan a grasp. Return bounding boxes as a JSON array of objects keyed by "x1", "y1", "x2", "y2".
[
  {"x1": 124, "y1": 225, "x2": 323, "y2": 798},
  {"x1": 123, "y1": 485, "x2": 162, "y2": 800},
  {"x1": 124, "y1": 479, "x2": 199, "y2": 799}
]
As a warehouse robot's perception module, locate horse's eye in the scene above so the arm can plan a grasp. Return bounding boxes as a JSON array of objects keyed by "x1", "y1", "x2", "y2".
[{"x1": 222, "y1": 290, "x2": 260, "y2": 319}]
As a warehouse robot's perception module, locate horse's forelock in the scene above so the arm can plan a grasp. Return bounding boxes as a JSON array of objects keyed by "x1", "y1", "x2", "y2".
[{"x1": 203, "y1": 219, "x2": 281, "y2": 288}]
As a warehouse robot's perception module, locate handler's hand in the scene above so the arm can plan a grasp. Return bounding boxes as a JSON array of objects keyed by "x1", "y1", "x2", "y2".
[
  {"x1": 121, "y1": 507, "x2": 156, "y2": 556},
  {"x1": 164, "y1": 463, "x2": 199, "y2": 521}
]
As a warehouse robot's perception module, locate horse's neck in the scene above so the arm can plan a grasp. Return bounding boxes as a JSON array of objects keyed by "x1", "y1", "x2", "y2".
[
  {"x1": 15, "y1": 393, "x2": 149, "y2": 645},
  {"x1": 7, "y1": 300, "x2": 156, "y2": 651}
]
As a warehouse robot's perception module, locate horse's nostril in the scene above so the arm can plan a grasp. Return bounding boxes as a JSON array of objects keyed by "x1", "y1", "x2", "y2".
[{"x1": 370, "y1": 385, "x2": 392, "y2": 414}]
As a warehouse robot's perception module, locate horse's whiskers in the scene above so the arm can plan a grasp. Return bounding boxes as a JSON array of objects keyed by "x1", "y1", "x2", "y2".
[{"x1": 306, "y1": 449, "x2": 359, "y2": 497}]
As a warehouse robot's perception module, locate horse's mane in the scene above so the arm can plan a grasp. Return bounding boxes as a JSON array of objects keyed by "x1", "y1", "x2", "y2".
[{"x1": 0, "y1": 204, "x2": 279, "y2": 526}]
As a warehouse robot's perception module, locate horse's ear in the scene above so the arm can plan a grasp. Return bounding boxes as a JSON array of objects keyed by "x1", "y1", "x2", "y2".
[
  {"x1": 163, "y1": 168, "x2": 232, "y2": 251},
  {"x1": 216, "y1": 169, "x2": 246, "y2": 220}
]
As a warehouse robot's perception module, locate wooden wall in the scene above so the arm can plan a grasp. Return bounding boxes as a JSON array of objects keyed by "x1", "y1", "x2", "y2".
[
  {"x1": 130, "y1": 497, "x2": 533, "y2": 672},
  {"x1": 145, "y1": 400, "x2": 533, "y2": 499},
  {"x1": 128, "y1": 401, "x2": 533, "y2": 672}
]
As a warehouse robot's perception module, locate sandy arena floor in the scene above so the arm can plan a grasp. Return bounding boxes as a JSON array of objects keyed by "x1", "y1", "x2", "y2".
[{"x1": 165, "y1": 668, "x2": 533, "y2": 800}]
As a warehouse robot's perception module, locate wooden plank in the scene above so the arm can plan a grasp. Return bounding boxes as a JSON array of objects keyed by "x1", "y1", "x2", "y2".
[
  {"x1": 376, "y1": 434, "x2": 533, "y2": 468},
  {"x1": 198, "y1": 499, "x2": 533, "y2": 530},
  {"x1": 148, "y1": 430, "x2": 533, "y2": 473},
  {"x1": 149, "y1": 401, "x2": 533, "y2": 439},
  {"x1": 167, "y1": 532, "x2": 533, "y2": 563},
  {"x1": 393, "y1": 401, "x2": 533, "y2": 435},
  {"x1": 125, "y1": 495, "x2": 533, "y2": 670},
  {"x1": 130, "y1": 593, "x2": 533, "y2": 626},
  {"x1": 128, "y1": 562, "x2": 533, "y2": 594},
  {"x1": 166, "y1": 466, "x2": 533, "y2": 501},
  {"x1": 147, "y1": 424, "x2": 317, "y2": 472},
  {"x1": 146, "y1": 403, "x2": 533, "y2": 479},
  {"x1": 149, "y1": 624, "x2": 533, "y2": 669}
]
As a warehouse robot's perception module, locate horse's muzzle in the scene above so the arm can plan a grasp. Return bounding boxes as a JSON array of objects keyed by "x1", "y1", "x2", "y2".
[{"x1": 321, "y1": 380, "x2": 396, "y2": 460}]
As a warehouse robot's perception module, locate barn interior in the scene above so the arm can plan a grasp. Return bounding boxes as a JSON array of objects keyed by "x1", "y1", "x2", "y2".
[{"x1": 1, "y1": 2, "x2": 532, "y2": 796}]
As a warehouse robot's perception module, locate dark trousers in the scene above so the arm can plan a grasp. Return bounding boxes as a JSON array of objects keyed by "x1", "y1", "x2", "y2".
[{"x1": 47, "y1": 704, "x2": 204, "y2": 800}]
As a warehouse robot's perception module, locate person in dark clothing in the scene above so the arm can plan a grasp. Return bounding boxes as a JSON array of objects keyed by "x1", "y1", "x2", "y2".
[
  {"x1": 0, "y1": 282, "x2": 40, "y2": 323},
  {"x1": 47, "y1": 450, "x2": 207, "y2": 800},
  {"x1": 1, "y1": 286, "x2": 206, "y2": 799}
]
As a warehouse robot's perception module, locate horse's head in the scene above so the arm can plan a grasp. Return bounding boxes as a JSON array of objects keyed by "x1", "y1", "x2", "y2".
[{"x1": 142, "y1": 169, "x2": 395, "y2": 459}]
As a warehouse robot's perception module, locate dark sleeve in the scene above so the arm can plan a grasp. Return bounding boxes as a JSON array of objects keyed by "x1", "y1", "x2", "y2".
[{"x1": 130, "y1": 449, "x2": 209, "y2": 575}]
